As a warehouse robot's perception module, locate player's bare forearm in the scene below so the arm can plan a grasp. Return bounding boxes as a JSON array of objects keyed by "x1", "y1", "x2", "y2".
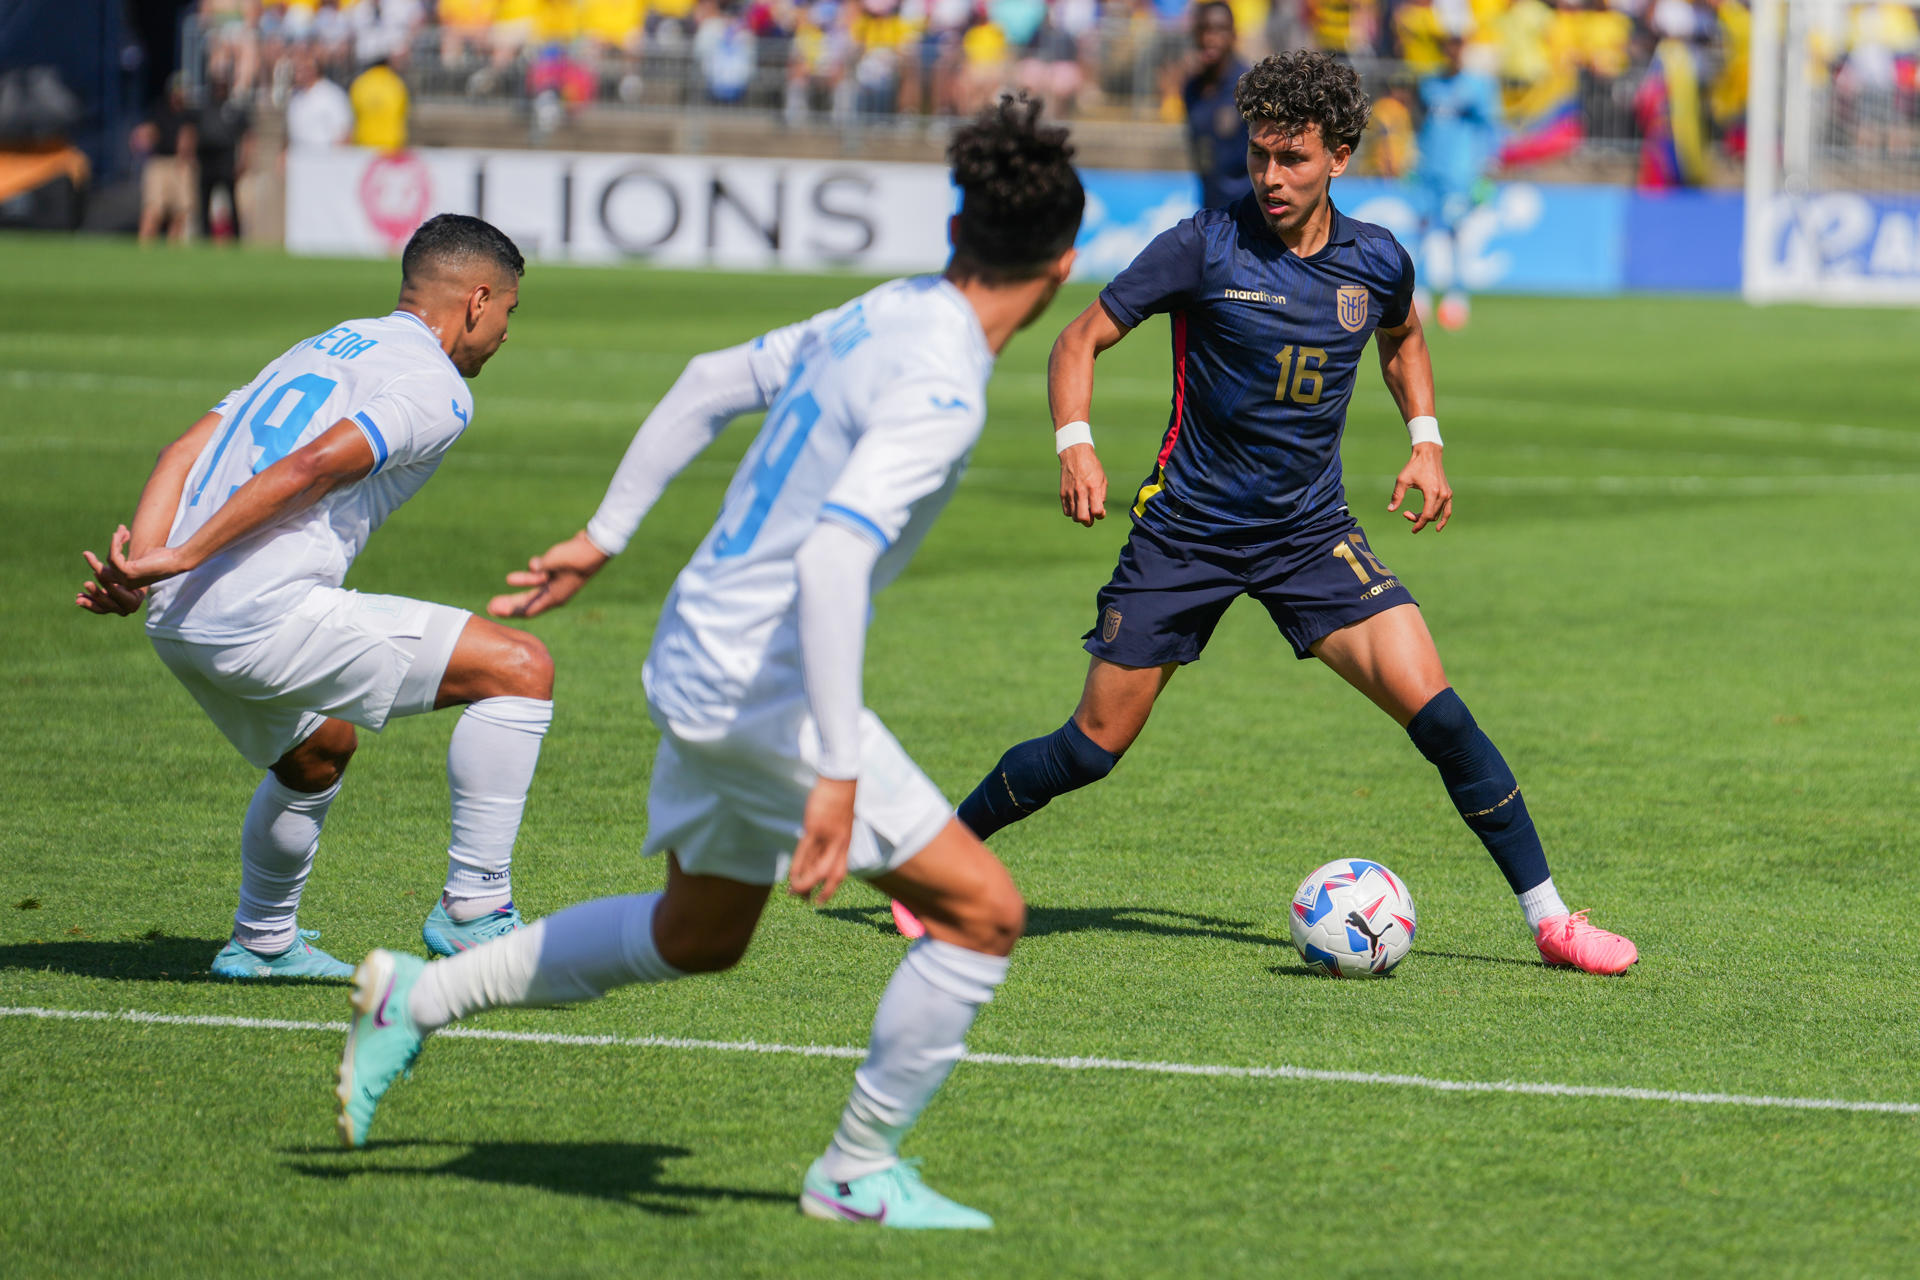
[
  {"x1": 127, "y1": 412, "x2": 222, "y2": 558},
  {"x1": 1377, "y1": 315, "x2": 1451, "y2": 533},
  {"x1": 111, "y1": 418, "x2": 374, "y2": 587},
  {"x1": 1050, "y1": 302, "x2": 1130, "y2": 526},
  {"x1": 1376, "y1": 314, "x2": 1436, "y2": 423},
  {"x1": 487, "y1": 530, "x2": 610, "y2": 619}
]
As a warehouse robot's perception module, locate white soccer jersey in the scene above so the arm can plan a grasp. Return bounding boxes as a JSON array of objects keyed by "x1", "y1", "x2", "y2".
[
  {"x1": 146, "y1": 311, "x2": 474, "y2": 643},
  {"x1": 644, "y1": 275, "x2": 993, "y2": 734}
]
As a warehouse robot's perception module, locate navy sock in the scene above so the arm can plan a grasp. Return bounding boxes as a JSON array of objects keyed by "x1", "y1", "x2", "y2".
[
  {"x1": 1404, "y1": 688, "x2": 1551, "y2": 894},
  {"x1": 957, "y1": 718, "x2": 1118, "y2": 839}
]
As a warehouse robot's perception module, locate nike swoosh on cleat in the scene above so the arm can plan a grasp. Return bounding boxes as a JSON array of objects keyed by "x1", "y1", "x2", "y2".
[
  {"x1": 805, "y1": 1190, "x2": 886, "y2": 1222},
  {"x1": 373, "y1": 982, "x2": 395, "y2": 1028}
]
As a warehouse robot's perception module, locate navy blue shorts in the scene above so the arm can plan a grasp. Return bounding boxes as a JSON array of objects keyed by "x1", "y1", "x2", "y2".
[{"x1": 1083, "y1": 513, "x2": 1418, "y2": 666}]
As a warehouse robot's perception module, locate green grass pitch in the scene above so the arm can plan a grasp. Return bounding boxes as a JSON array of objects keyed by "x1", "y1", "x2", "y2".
[{"x1": 3, "y1": 235, "x2": 1918, "y2": 1278}]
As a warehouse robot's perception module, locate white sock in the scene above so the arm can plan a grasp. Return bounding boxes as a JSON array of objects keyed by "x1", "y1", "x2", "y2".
[
  {"x1": 233, "y1": 775, "x2": 340, "y2": 955},
  {"x1": 1519, "y1": 877, "x2": 1571, "y2": 931},
  {"x1": 818, "y1": 939, "x2": 1010, "y2": 1183},
  {"x1": 408, "y1": 892, "x2": 680, "y2": 1031},
  {"x1": 443, "y1": 696, "x2": 552, "y2": 915}
]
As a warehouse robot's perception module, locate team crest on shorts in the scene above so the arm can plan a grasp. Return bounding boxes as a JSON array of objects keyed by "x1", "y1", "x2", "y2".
[
  {"x1": 1101, "y1": 606, "x2": 1123, "y2": 643},
  {"x1": 1336, "y1": 285, "x2": 1370, "y2": 333}
]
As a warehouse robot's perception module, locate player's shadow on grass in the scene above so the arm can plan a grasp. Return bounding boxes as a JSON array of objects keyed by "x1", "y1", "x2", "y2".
[
  {"x1": 287, "y1": 1141, "x2": 791, "y2": 1217},
  {"x1": 0, "y1": 934, "x2": 340, "y2": 985},
  {"x1": 823, "y1": 902, "x2": 1291, "y2": 949}
]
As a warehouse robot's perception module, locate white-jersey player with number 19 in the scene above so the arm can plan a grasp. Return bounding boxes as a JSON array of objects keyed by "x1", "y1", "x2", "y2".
[
  {"x1": 335, "y1": 99, "x2": 1086, "y2": 1230},
  {"x1": 77, "y1": 215, "x2": 556, "y2": 977}
]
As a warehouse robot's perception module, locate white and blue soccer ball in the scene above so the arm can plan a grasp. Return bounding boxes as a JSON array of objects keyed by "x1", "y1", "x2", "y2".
[{"x1": 1288, "y1": 859, "x2": 1417, "y2": 978}]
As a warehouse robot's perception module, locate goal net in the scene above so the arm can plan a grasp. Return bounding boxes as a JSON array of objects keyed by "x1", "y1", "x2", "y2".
[{"x1": 1743, "y1": 0, "x2": 1920, "y2": 302}]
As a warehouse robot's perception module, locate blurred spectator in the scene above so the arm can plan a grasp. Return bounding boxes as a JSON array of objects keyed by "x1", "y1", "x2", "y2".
[
  {"x1": 1415, "y1": 30, "x2": 1501, "y2": 327},
  {"x1": 1308, "y1": 0, "x2": 1379, "y2": 57},
  {"x1": 1182, "y1": 1, "x2": 1250, "y2": 208},
  {"x1": 1634, "y1": 33, "x2": 1708, "y2": 185},
  {"x1": 438, "y1": 0, "x2": 498, "y2": 64},
  {"x1": 1019, "y1": 9, "x2": 1088, "y2": 118},
  {"x1": 1707, "y1": 0, "x2": 1747, "y2": 158},
  {"x1": 1361, "y1": 76, "x2": 1417, "y2": 174},
  {"x1": 957, "y1": 12, "x2": 1013, "y2": 115},
  {"x1": 848, "y1": 0, "x2": 921, "y2": 114},
  {"x1": 912, "y1": 0, "x2": 974, "y2": 115},
  {"x1": 786, "y1": 1, "x2": 856, "y2": 121},
  {"x1": 649, "y1": 0, "x2": 704, "y2": 44},
  {"x1": 195, "y1": 74, "x2": 254, "y2": 241},
  {"x1": 203, "y1": 0, "x2": 264, "y2": 94},
  {"x1": 580, "y1": 0, "x2": 648, "y2": 101},
  {"x1": 133, "y1": 77, "x2": 197, "y2": 246},
  {"x1": 285, "y1": 50, "x2": 354, "y2": 148},
  {"x1": 695, "y1": 2, "x2": 760, "y2": 104},
  {"x1": 529, "y1": 43, "x2": 598, "y2": 134},
  {"x1": 312, "y1": 0, "x2": 356, "y2": 71},
  {"x1": 350, "y1": 55, "x2": 411, "y2": 148},
  {"x1": 491, "y1": 0, "x2": 540, "y2": 70},
  {"x1": 352, "y1": 0, "x2": 427, "y2": 66}
]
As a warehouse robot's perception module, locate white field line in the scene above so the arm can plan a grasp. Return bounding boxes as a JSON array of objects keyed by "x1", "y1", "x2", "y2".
[{"x1": 3, "y1": 1004, "x2": 1915, "y2": 1117}]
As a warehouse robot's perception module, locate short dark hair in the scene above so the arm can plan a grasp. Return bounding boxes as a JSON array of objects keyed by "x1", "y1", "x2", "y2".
[
  {"x1": 1234, "y1": 50, "x2": 1371, "y2": 153},
  {"x1": 948, "y1": 96, "x2": 1085, "y2": 284},
  {"x1": 1193, "y1": 0, "x2": 1233, "y2": 27},
  {"x1": 401, "y1": 213, "x2": 525, "y2": 286}
]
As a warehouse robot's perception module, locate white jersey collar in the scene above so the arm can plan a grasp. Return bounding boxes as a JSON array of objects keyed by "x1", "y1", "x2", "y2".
[
  {"x1": 388, "y1": 309, "x2": 464, "y2": 378},
  {"x1": 928, "y1": 276, "x2": 994, "y2": 369}
]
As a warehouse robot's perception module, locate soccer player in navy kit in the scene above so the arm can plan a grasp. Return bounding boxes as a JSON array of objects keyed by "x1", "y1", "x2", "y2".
[{"x1": 944, "y1": 51, "x2": 1637, "y2": 975}]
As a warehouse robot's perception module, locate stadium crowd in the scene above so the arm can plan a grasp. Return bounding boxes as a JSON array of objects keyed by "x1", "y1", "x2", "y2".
[{"x1": 171, "y1": 0, "x2": 1918, "y2": 185}]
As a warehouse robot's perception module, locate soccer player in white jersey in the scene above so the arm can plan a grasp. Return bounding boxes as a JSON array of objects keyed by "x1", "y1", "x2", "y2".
[
  {"x1": 77, "y1": 215, "x2": 555, "y2": 977},
  {"x1": 333, "y1": 100, "x2": 1085, "y2": 1230}
]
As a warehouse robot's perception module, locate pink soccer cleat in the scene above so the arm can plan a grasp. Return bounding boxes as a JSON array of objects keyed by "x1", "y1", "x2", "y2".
[
  {"x1": 1535, "y1": 911, "x2": 1638, "y2": 975},
  {"x1": 890, "y1": 900, "x2": 927, "y2": 940}
]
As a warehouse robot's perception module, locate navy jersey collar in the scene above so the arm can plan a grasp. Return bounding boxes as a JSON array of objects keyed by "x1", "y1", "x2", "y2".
[
  {"x1": 1323, "y1": 203, "x2": 1357, "y2": 247},
  {"x1": 1233, "y1": 196, "x2": 1358, "y2": 257}
]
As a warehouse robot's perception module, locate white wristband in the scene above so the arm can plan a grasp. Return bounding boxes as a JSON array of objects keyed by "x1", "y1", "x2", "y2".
[
  {"x1": 1407, "y1": 415, "x2": 1443, "y2": 448},
  {"x1": 1054, "y1": 420, "x2": 1094, "y2": 454}
]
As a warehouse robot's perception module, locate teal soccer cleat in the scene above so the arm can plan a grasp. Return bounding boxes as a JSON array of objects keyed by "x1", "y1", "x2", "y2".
[
  {"x1": 211, "y1": 929, "x2": 354, "y2": 980},
  {"x1": 800, "y1": 1158, "x2": 993, "y2": 1229},
  {"x1": 421, "y1": 900, "x2": 523, "y2": 957},
  {"x1": 335, "y1": 948, "x2": 428, "y2": 1148}
]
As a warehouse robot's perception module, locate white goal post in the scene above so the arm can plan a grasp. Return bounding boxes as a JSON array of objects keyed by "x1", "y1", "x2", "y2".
[{"x1": 1743, "y1": 0, "x2": 1920, "y2": 303}]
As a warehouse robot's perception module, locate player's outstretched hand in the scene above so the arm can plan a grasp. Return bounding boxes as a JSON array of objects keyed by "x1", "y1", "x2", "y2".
[
  {"x1": 487, "y1": 530, "x2": 610, "y2": 619},
  {"x1": 1059, "y1": 443, "x2": 1107, "y2": 527},
  {"x1": 789, "y1": 777, "x2": 857, "y2": 905},
  {"x1": 1389, "y1": 444, "x2": 1452, "y2": 533},
  {"x1": 75, "y1": 545, "x2": 148, "y2": 616}
]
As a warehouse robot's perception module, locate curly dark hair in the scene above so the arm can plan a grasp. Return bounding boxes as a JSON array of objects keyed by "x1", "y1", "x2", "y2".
[
  {"x1": 947, "y1": 95, "x2": 1085, "y2": 283},
  {"x1": 401, "y1": 213, "x2": 525, "y2": 286},
  {"x1": 1234, "y1": 50, "x2": 1372, "y2": 152}
]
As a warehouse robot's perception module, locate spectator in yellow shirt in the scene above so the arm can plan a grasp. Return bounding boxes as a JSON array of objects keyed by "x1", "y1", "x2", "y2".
[{"x1": 350, "y1": 58, "x2": 410, "y2": 150}]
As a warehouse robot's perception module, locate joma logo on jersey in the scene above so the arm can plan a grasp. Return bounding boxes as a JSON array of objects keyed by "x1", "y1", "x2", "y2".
[
  {"x1": 1336, "y1": 286, "x2": 1370, "y2": 333},
  {"x1": 1223, "y1": 288, "x2": 1286, "y2": 306}
]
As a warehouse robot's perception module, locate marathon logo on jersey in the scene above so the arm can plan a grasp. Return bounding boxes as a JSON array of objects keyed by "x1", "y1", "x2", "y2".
[
  {"x1": 1223, "y1": 288, "x2": 1287, "y2": 307},
  {"x1": 1101, "y1": 606, "x2": 1123, "y2": 643},
  {"x1": 1336, "y1": 285, "x2": 1370, "y2": 333}
]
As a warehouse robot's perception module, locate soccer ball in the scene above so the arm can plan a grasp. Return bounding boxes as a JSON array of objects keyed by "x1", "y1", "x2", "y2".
[{"x1": 1288, "y1": 859, "x2": 1417, "y2": 978}]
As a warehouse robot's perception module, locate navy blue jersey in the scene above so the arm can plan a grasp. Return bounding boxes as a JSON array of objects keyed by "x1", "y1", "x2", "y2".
[
  {"x1": 1098, "y1": 196, "x2": 1416, "y2": 541},
  {"x1": 1182, "y1": 61, "x2": 1252, "y2": 209}
]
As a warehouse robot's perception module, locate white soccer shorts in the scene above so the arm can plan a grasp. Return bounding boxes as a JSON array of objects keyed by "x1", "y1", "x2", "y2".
[
  {"x1": 641, "y1": 697, "x2": 953, "y2": 887},
  {"x1": 150, "y1": 586, "x2": 471, "y2": 769}
]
